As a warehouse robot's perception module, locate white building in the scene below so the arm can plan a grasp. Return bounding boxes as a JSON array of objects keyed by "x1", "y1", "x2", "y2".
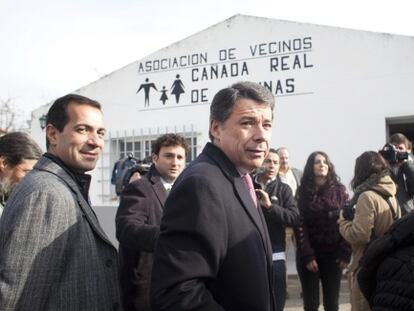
[{"x1": 30, "y1": 14, "x2": 414, "y2": 233}]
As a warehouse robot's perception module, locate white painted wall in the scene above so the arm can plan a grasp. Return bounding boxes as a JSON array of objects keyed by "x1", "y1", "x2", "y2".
[{"x1": 30, "y1": 14, "x2": 414, "y2": 206}]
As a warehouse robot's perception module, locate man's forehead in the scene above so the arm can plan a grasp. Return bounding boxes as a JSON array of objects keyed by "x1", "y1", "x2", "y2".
[
  {"x1": 266, "y1": 152, "x2": 279, "y2": 160},
  {"x1": 66, "y1": 103, "x2": 103, "y2": 123},
  {"x1": 278, "y1": 149, "x2": 289, "y2": 156},
  {"x1": 160, "y1": 145, "x2": 186, "y2": 154},
  {"x1": 232, "y1": 100, "x2": 272, "y2": 114}
]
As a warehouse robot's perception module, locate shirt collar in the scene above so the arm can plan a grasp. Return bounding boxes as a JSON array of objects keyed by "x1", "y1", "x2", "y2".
[{"x1": 160, "y1": 177, "x2": 173, "y2": 191}]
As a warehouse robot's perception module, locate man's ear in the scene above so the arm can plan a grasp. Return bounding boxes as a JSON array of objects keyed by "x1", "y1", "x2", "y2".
[
  {"x1": 46, "y1": 124, "x2": 59, "y2": 148},
  {"x1": 151, "y1": 153, "x2": 158, "y2": 163},
  {"x1": 210, "y1": 120, "x2": 221, "y2": 143},
  {"x1": 0, "y1": 156, "x2": 6, "y2": 172}
]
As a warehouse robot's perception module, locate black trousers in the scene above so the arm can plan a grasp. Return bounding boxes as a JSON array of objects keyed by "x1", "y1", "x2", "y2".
[
  {"x1": 296, "y1": 252, "x2": 342, "y2": 311},
  {"x1": 273, "y1": 260, "x2": 286, "y2": 311}
]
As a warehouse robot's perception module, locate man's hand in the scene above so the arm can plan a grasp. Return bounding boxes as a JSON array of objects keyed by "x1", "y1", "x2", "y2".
[
  {"x1": 337, "y1": 260, "x2": 348, "y2": 270},
  {"x1": 306, "y1": 259, "x2": 319, "y2": 273},
  {"x1": 255, "y1": 189, "x2": 271, "y2": 209}
]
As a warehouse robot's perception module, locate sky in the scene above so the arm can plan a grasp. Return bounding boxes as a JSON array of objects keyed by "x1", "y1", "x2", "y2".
[{"x1": 1, "y1": 0, "x2": 413, "y2": 125}]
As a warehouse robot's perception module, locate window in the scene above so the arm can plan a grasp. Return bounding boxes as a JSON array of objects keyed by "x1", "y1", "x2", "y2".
[{"x1": 96, "y1": 125, "x2": 201, "y2": 203}]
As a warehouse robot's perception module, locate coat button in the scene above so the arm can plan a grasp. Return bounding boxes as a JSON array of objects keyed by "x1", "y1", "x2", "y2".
[{"x1": 106, "y1": 259, "x2": 113, "y2": 267}]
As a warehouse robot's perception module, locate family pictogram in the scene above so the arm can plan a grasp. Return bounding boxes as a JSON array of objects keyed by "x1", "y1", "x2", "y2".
[{"x1": 137, "y1": 75, "x2": 185, "y2": 107}]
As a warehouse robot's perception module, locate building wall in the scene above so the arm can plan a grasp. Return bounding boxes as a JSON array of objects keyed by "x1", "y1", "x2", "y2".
[{"x1": 30, "y1": 15, "x2": 414, "y2": 207}]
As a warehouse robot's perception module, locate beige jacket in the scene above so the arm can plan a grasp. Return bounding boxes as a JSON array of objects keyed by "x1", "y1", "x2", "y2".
[{"x1": 338, "y1": 175, "x2": 401, "y2": 272}]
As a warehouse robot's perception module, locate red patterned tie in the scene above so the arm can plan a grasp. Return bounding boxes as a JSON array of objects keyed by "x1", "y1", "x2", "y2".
[{"x1": 242, "y1": 174, "x2": 257, "y2": 208}]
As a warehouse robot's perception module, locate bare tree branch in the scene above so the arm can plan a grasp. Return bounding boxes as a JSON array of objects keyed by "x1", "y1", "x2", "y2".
[{"x1": 0, "y1": 97, "x2": 20, "y2": 134}]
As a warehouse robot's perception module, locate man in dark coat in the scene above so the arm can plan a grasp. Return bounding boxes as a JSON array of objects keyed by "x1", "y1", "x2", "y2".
[
  {"x1": 150, "y1": 81, "x2": 276, "y2": 311},
  {"x1": 254, "y1": 148, "x2": 299, "y2": 311},
  {"x1": 116, "y1": 133, "x2": 188, "y2": 311},
  {"x1": 0, "y1": 94, "x2": 122, "y2": 310}
]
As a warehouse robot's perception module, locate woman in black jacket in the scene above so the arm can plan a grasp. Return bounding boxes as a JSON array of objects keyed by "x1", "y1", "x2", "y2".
[{"x1": 358, "y1": 212, "x2": 414, "y2": 310}]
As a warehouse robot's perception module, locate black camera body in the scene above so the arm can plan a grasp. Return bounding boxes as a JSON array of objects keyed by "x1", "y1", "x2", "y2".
[
  {"x1": 379, "y1": 143, "x2": 409, "y2": 165},
  {"x1": 327, "y1": 201, "x2": 355, "y2": 220},
  {"x1": 127, "y1": 163, "x2": 151, "y2": 178},
  {"x1": 341, "y1": 202, "x2": 356, "y2": 221}
]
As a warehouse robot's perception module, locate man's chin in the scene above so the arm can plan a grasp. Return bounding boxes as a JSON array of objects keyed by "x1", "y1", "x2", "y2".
[{"x1": 73, "y1": 162, "x2": 98, "y2": 173}]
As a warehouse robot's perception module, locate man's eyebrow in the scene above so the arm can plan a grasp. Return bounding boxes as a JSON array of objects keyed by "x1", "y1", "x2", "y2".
[
  {"x1": 73, "y1": 124, "x2": 106, "y2": 131},
  {"x1": 239, "y1": 116, "x2": 257, "y2": 121}
]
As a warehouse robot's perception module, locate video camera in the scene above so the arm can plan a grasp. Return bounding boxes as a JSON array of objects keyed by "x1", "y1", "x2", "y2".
[
  {"x1": 127, "y1": 162, "x2": 151, "y2": 179},
  {"x1": 379, "y1": 143, "x2": 409, "y2": 165}
]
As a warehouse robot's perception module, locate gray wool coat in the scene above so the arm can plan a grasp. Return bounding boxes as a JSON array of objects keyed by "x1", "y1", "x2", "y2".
[{"x1": 0, "y1": 156, "x2": 122, "y2": 311}]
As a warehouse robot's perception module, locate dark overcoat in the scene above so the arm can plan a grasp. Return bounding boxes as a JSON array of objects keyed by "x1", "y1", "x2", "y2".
[
  {"x1": 151, "y1": 143, "x2": 275, "y2": 311},
  {"x1": 116, "y1": 165, "x2": 167, "y2": 311}
]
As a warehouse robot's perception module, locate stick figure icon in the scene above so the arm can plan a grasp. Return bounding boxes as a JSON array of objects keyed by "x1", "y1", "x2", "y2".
[
  {"x1": 159, "y1": 86, "x2": 168, "y2": 105},
  {"x1": 137, "y1": 78, "x2": 158, "y2": 107},
  {"x1": 170, "y1": 74, "x2": 185, "y2": 104}
]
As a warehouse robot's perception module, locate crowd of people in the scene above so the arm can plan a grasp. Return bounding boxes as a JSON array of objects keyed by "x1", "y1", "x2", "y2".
[{"x1": 0, "y1": 81, "x2": 413, "y2": 311}]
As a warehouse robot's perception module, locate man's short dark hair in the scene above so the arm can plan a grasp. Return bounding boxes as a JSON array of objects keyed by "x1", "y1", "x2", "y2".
[
  {"x1": 46, "y1": 94, "x2": 102, "y2": 149},
  {"x1": 390, "y1": 133, "x2": 411, "y2": 149},
  {"x1": 152, "y1": 133, "x2": 189, "y2": 156},
  {"x1": 209, "y1": 81, "x2": 275, "y2": 141},
  {"x1": 0, "y1": 132, "x2": 42, "y2": 167},
  {"x1": 268, "y1": 148, "x2": 278, "y2": 155}
]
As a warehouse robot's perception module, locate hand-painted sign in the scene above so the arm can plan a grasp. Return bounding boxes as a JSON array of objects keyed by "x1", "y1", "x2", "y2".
[{"x1": 136, "y1": 36, "x2": 314, "y2": 109}]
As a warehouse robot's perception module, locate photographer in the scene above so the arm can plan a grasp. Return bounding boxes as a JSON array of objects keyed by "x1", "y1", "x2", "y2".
[
  {"x1": 339, "y1": 151, "x2": 401, "y2": 311},
  {"x1": 381, "y1": 133, "x2": 414, "y2": 215}
]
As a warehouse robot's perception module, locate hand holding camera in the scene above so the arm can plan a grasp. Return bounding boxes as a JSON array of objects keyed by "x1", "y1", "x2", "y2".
[{"x1": 342, "y1": 202, "x2": 356, "y2": 221}]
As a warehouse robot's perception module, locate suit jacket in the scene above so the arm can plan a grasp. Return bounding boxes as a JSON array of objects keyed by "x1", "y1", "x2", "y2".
[
  {"x1": 0, "y1": 156, "x2": 122, "y2": 311},
  {"x1": 151, "y1": 143, "x2": 275, "y2": 311},
  {"x1": 116, "y1": 165, "x2": 167, "y2": 311}
]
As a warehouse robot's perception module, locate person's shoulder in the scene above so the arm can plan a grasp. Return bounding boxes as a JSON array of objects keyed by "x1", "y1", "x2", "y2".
[
  {"x1": 358, "y1": 188, "x2": 390, "y2": 204},
  {"x1": 175, "y1": 161, "x2": 227, "y2": 194},
  {"x1": 121, "y1": 175, "x2": 153, "y2": 197},
  {"x1": 184, "y1": 156, "x2": 222, "y2": 178},
  {"x1": 292, "y1": 167, "x2": 303, "y2": 175},
  {"x1": 14, "y1": 168, "x2": 74, "y2": 203},
  {"x1": 20, "y1": 168, "x2": 61, "y2": 188},
  {"x1": 279, "y1": 181, "x2": 294, "y2": 195},
  {"x1": 332, "y1": 182, "x2": 346, "y2": 192}
]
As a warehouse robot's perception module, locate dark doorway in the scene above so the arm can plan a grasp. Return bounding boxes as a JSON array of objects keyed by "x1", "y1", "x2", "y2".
[{"x1": 386, "y1": 116, "x2": 414, "y2": 145}]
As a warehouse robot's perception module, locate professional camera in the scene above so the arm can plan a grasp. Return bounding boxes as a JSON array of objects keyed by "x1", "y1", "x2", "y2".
[
  {"x1": 379, "y1": 143, "x2": 409, "y2": 165},
  {"x1": 127, "y1": 163, "x2": 151, "y2": 180},
  {"x1": 327, "y1": 201, "x2": 355, "y2": 220}
]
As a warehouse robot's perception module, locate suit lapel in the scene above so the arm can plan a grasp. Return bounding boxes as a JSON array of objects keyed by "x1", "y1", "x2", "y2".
[
  {"x1": 151, "y1": 175, "x2": 168, "y2": 207},
  {"x1": 70, "y1": 183, "x2": 115, "y2": 246},
  {"x1": 36, "y1": 157, "x2": 115, "y2": 247},
  {"x1": 203, "y1": 143, "x2": 272, "y2": 258},
  {"x1": 234, "y1": 177, "x2": 272, "y2": 256}
]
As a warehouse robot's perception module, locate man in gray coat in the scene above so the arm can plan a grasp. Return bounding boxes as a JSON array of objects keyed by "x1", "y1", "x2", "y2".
[{"x1": 0, "y1": 94, "x2": 122, "y2": 310}]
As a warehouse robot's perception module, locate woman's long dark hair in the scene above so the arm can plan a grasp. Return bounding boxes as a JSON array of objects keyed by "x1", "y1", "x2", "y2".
[
  {"x1": 297, "y1": 151, "x2": 341, "y2": 205},
  {"x1": 351, "y1": 151, "x2": 389, "y2": 190}
]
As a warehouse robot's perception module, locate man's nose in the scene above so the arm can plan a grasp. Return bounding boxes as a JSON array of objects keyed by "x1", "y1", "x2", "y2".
[
  {"x1": 253, "y1": 124, "x2": 269, "y2": 142},
  {"x1": 87, "y1": 133, "x2": 104, "y2": 148},
  {"x1": 171, "y1": 156, "x2": 179, "y2": 165}
]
